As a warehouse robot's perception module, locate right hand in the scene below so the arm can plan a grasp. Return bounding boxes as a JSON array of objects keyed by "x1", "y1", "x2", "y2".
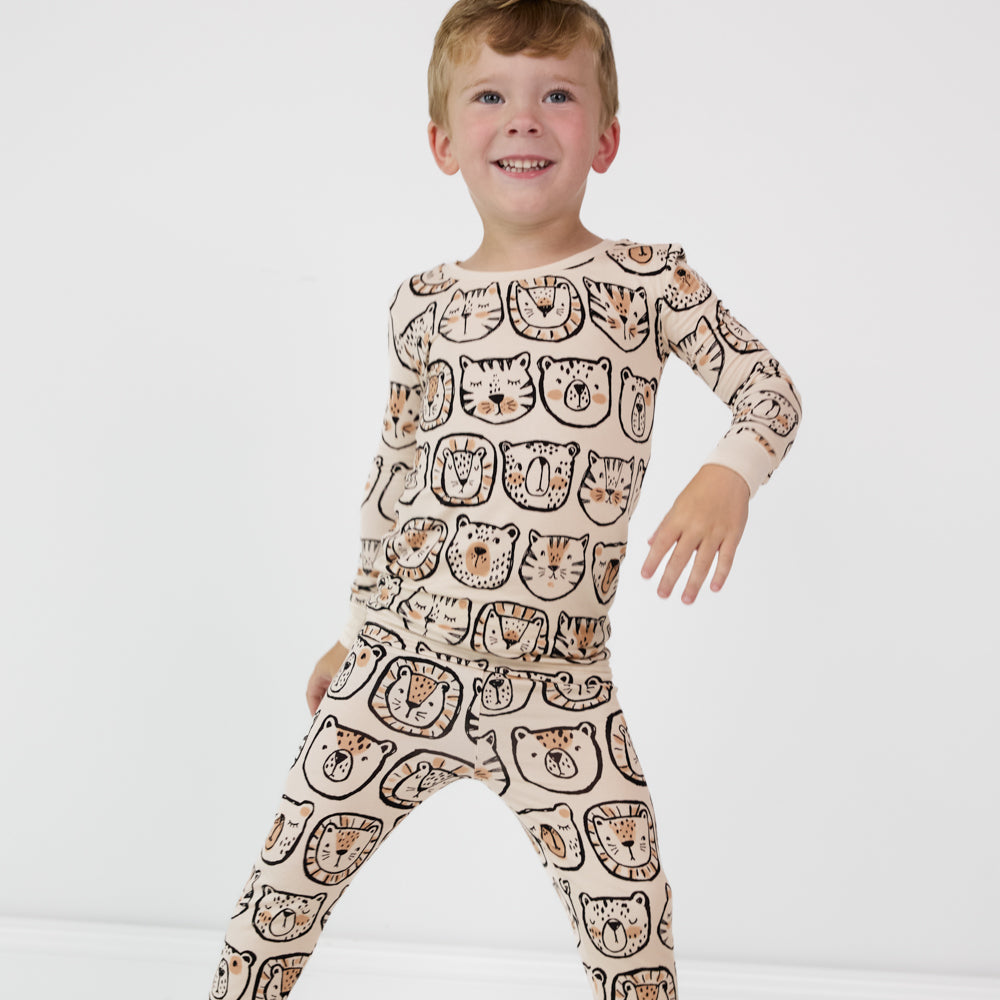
[{"x1": 306, "y1": 641, "x2": 350, "y2": 715}]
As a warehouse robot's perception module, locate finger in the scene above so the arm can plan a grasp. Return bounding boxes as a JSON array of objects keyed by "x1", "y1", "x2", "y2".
[
  {"x1": 656, "y1": 537, "x2": 697, "y2": 597},
  {"x1": 641, "y1": 523, "x2": 680, "y2": 579},
  {"x1": 710, "y1": 540, "x2": 737, "y2": 592},
  {"x1": 681, "y1": 537, "x2": 721, "y2": 604}
]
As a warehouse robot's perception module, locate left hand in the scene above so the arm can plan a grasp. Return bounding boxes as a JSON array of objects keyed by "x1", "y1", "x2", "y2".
[{"x1": 640, "y1": 464, "x2": 750, "y2": 603}]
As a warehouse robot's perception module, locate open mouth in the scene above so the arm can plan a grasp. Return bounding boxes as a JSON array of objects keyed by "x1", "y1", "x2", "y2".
[{"x1": 494, "y1": 158, "x2": 554, "y2": 174}]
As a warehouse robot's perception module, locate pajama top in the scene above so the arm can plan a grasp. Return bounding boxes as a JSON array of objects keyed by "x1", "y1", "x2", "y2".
[{"x1": 337, "y1": 238, "x2": 802, "y2": 669}]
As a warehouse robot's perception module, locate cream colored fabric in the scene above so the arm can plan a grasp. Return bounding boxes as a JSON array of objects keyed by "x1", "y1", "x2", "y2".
[{"x1": 338, "y1": 239, "x2": 801, "y2": 663}]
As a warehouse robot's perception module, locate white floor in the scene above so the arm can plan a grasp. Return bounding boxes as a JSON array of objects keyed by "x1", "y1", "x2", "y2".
[{"x1": 1, "y1": 917, "x2": 997, "y2": 1000}]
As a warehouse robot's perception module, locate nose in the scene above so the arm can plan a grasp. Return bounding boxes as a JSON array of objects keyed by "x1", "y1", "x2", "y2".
[{"x1": 504, "y1": 103, "x2": 542, "y2": 136}]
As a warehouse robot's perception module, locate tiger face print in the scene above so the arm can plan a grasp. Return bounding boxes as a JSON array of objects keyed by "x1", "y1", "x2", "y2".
[
  {"x1": 396, "y1": 587, "x2": 471, "y2": 644},
  {"x1": 438, "y1": 282, "x2": 504, "y2": 341},
  {"x1": 578, "y1": 451, "x2": 634, "y2": 525},
  {"x1": 518, "y1": 529, "x2": 588, "y2": 600},
  {"x1": 459, "y1": 352, "x2": 536, "y2": 423},
  {"x1": 553, "y1": 611, "x2": 609, "y2": 662},
  {"x1": 582, "y1": 276, "x2": 650, "y2": 352},
  {"x1": 382, "y1": 382, "x2": 421, "y2": 449}
]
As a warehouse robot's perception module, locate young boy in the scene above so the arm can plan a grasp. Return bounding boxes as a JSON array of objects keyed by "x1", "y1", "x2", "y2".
[{"x1": 209, "y1": 2, "x2": 801, "y2": 998}]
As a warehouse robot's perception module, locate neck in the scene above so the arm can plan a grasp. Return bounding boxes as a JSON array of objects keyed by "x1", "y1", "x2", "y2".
[{"x1": 459, "y1": 220, "x2": 604, "y2": 272}]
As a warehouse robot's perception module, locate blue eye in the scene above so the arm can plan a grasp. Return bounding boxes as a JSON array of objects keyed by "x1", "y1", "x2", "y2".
[
  {"x1": 474, "y1": 90, "x2": 502, "y2": 104},
  {"x1": 546, "y1": 90, "x2": 571, "y2": 103}
]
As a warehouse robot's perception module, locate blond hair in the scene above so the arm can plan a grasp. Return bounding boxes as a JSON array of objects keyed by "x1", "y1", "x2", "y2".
[{"x1": 428, "y1": 0, "x2": 618, "y2": 132}]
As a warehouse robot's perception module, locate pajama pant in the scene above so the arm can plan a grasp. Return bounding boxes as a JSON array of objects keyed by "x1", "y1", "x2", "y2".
[{"x1": 210, "y1": 622, "x2": 678, "y2": 1000}]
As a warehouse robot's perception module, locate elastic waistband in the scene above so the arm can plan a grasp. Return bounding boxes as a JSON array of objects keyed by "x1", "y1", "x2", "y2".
[{"x1": 357, "y1": 606, "x2": 615, "y2": 684}]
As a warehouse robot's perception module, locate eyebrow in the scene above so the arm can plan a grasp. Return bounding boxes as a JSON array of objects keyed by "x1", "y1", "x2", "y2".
[{"x1": 460, "y1": 75, "x2": 583, "y2": 93}]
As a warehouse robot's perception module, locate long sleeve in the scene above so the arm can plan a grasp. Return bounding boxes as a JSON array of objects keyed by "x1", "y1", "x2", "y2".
[
  {"x1": 337, "y1": 292, "x2": 423, "y2": 648},
  {"x1": 655, "y1": 248, "x2": 802, "y2": 498}
]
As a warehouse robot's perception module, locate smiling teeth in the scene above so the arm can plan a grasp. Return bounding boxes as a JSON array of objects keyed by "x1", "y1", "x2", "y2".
[{"x1": 498, "y1": 159, "x2": 552, "y2": 172}]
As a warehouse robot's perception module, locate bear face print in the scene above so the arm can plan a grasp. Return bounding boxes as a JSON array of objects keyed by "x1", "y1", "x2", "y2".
[
  {"x1": 606, "y1": 242, "x2": 682, "y2": 276},
  {"x1": 500, "y1": 440, "x2": 580, "y2": 511},
  {"x1": 302, "y1": 715, "x2": 396, "y2": 799},
  {"x1": 511, "y1": 721, "x2": 602, "y2": 794},
  {"x1": 619, "y1": 368, "x2": 657, "y2": 442},
  {"x1": 262, "y1": 797, "x2": 314, "y2": 865},
  {"x1": 252, "y1": 885, "x2": 326, "y2": 942},
  {"x1": 210, "y1": 942, "x2": 255, "y2": 1000},
  {"x1": 517, "y1": 802, "x2": 585, "y2": 870},
  {"x1": 580, "y1": 890, "x2": 651, "y2": 958},
  {"x1": 459, "y1": 352, "x2": 536, "y2": 423},
  {"x1": 445, "y1": 514, "x2": 519, "y2": 589},
  {"x1": 537, "y1": 355, "x2": 612, "y2": 427},
  {"x1": 591, "y1": 542, "x2": 626, "y2": 605}
]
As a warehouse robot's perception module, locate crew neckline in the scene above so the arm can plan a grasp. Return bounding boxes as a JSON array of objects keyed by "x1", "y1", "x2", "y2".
[{"x1": 441, "y1": 238, "x2": 620, "y2": 277}]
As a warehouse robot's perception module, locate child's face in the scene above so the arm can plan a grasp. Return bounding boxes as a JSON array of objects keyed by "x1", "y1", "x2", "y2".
[{"x1": 428, "y1": 40, "x2": 619, "y2": 238}]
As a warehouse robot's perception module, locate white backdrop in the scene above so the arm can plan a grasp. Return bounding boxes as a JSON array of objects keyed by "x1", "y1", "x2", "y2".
[{"x1": 1, "y1": 0, "x2": 997, "y2": 980}]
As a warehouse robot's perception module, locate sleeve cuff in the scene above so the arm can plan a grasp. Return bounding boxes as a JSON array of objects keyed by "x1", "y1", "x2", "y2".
[{"x1": 702, "y1": 434, "x2": 775, "y2": 500}]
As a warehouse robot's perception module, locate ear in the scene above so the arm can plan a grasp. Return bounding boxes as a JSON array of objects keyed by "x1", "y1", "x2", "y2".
[
  {"x1": 591, "y1": 116, "x2": 621, "y2": 175},
  {"x1": 428, "y1": 120, "x2": 460, "y2": 176}
]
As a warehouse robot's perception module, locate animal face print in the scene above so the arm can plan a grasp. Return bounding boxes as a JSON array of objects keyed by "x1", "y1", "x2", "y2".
[
  {"x1": 393, "y1": 301, "x2": 435, "y2": 372},
  {"x1": 582, "y1": 277, "x2": 650, "y2": 352},
  {"x1": 252, "y1": 885, "x2": 326, "y2": 943},
  {"x1": 659, "y1": 251, "x2": 712, "y2": 312},
  {"x1": 382, "y1": 382, "x2": 420, "y2": 449},
  {"x1": 420, "y1": 358, "x2": 454, "y2": 430},
  {"x1": 500, "y1": 440, "x2": 579, "y2": 511},
  {"x1": 585, "y1": 801, "x2": 660, "y2": 880},
  {"x1": 732, "y1": 387, "x2": 799, "y2": 437},
  {"x1": 397, "y1": 442, "x2": 429, "y2": 505},
  {"x1": 254, "y1": 955, "x2": 308, "y2": 1000},
  {"x1": 537, "y1": 355, "x2": 611, "y2": 427},
  {"x1": 302, "y1": 715, "x2": 396, "y2": 799},
  {"x1": 511, "y1": 720, "x2": 601, "y2": 793},
  {"x1": 518, "y1": 802, "x2": 584, "y2": 870},
  {"x1": 374, "y1": 658, "x2": 460, "y2": 736},
  {"x1": 507, "y1": 276, "x2": 584, "y2": 341},
  {"x1": 410, "y1": 265, "x2": 457, "y2": 296},
  {"x1": 396, "y1": 587, "x2": 471, "y2": 644},
  {"x1": 438, "y1": 283, "x2": 504, "y2": 341},
  {"x1": 592, "y1": 542, "x2": 626, "y2": 605},
  {"x1": 473, "y1": 602, "x2": 549, "y2": 660},
  {"x1": 716, "y1": 298, "x2": 763, "y2": 352},
  {"x1": 554, "y1": 611, "x2": 609, "y2": 662},
  {"x1": 459, "y1": 352, "x2": 536, "y2": 423},
  {"x1": 578, "y1": 451, "x2": 634, "y2": 525},
  {"x1": 211, "y1": 942, "x2": 255, "y2": 1000},
  {"x1": 262, "y1": 797, "x2": 314, "y2": 865},
  {"x1": 445, "y1": 514, "x2": 520, "y2": 589},
  {"x1": 364, "y1": 569, "x2": 402, "y2": 610},
  {"x1": 518, "y1": 529, "x2": 588, "y2": 601},
  {"x1": 619, "y1": 368, "x2": 657, "y2": 442},
  {"x1": 431, "y1": 434, "x2": 496, "y2": 505},
  {"x1": 665, "y1": 313, "x2": 724, "y2": 389},
  {"x1": 303, "y1": 814, "x2": 382, "y2": 886},
  {"x1": 384, "y1": 517, "x2": 448, "y2": 580},
  {"x1": 580, "y1": 890, "x2": 651, "y2": 958},
  {"x1": 606, "y1": 242, "x2": 682, "y2": 275}
]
